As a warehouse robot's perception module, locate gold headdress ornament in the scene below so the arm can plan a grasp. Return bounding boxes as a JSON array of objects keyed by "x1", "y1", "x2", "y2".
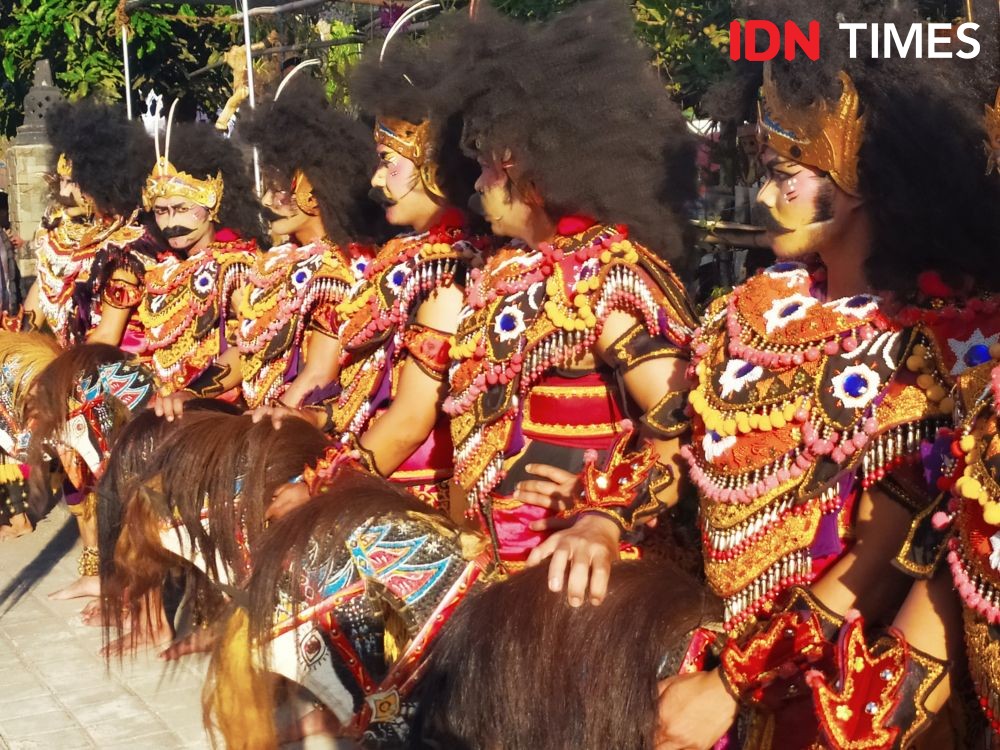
[
  {"x1": 373, "y1": 0, "x2": 446, "y2": 201},
  {"x1": 985, "y1": 87, "x2": 1000, "y2": 175},
  {"x1": 141, "y1": 99, "x2": 224, "y2": 220},
  {"x1": 758, "y1": 65, "x2": 866, "y2": 197},
  {"x1": 290, "y1": 170, "x2": 320, "y2": 216},
  {"x1": 56, "y1": 153, "x2": 73, "y2": 179},
  {"x1": 274, "y1": 59, "x2": 323, "y2": 215}
]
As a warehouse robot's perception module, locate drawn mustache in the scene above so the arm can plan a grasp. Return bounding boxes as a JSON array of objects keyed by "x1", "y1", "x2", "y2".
[
  {"x1": 261, "y1": 207, "x2": 284, "y2": 224},
  {"x1": 160, "y1": 226, "x2": 194, "y2": 240},
  {"x1": 368, "y1": 187, "x2": 395, "y2": 208},
  {"x1": 753, "y1": 205, "x2": 792, "y2": 235},
  {"x1": 54, "y1": 194, "x2": 78, "y2": 208},
  {"x1": 468, "y1": 193, "x2": 485, "y2": 217}
]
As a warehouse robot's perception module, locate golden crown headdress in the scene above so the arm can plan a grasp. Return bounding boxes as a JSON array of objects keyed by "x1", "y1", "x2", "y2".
[
  {"x1": 758, "y1": 66, "x2": 866, "y2": 196},
  {"x1": 56, "y1": 153, "x2": 73, "y2": 179},
  {"x1": 986, "y1": 87, "x2": 1000, "y2": 175},
  {"x1": 372, "y1": 0, "x2": 446, "y2": 201},
  {"x1": 374, "y1": 116, "x2": 445, "y2": 200},
  {"x1": 141, "y1": 99, "x2": 224, "y2": 219}
]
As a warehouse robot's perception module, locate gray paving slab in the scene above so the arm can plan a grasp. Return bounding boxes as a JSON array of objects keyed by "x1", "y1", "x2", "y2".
[{"x1": 0, "y1": 506, "x2": 211, "y2": 749}]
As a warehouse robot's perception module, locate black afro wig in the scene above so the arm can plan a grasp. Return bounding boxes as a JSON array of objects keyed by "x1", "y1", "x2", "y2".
[
  {"x1": 239, "y1": 75, "x2": 386, "y2": 246},
  {"x1": 708, "y1": 0, "x2": 1000, "y2": 298},
  {"x1": 432, "y1": 0, "x2": 698, "y2": 262},
  {"x1": 46, "y1": 99, "x2": 153, "y2": 217}
]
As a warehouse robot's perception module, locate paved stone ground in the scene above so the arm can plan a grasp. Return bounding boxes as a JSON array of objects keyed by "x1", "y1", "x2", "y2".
[
  {"x1": 0, "y1": 505, "x2": 213, "y2": 750},
  {"x1": 0, "y1": 506, "x2": 359, "y2": 750}
]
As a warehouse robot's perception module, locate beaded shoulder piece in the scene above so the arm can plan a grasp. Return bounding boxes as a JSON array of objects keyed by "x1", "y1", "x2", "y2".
[
  {"x1": 927, "y1": 361, "x2": 1000, "y2": 734},
  {"x1": 36, "y1": 213, "x2": 146, "y2": 347},
  {"x1": 446, "y1": 224, "x2": 697, "y2": 518},
  {"x1": 331, "y1": 223, "x2": 480, "y2": 436},
  {"x1": 139, "y1": 237, "x2": 257, "y2": 393},
  {"x1": 681, "y1": 262, "x2": 946, "y2": 635},
  {"x1": 237, "y1": 240, "x2": 369, "y2": 409}
]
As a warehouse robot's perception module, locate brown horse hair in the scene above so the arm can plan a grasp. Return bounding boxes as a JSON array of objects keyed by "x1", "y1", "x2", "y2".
[
  {"x1": 26, "y1": 343, "x2": 132, "y2": 516},
  {"x1": 140, "y1": 413, "x2": 328, "y2": 597},
  {"x1": 205, "y1": 472, "x2": 463, "y2": 747},
  {"x1": 408, "y1": 560, "x2": 721, "y2": 750},
  {"x1": 97, "y1": 400, "x2": 241, "y2": 657}
]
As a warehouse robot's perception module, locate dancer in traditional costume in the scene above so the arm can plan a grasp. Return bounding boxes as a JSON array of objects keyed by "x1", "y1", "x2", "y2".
[
  {"x1": 20, "y1": 100, "x2": 158, "y2": 349},
  {"x1": 140, "y1": 117, "x2": 263, "y2": 414},
  {"x1": 654, "y1": 2, "x2": 1000, "y2": 747},
  {"x1": 1, "y1": 100, "x2": 157, "y2": 545},
  {"x1": 271, "y1": 25, "x2": 486, "y2": 512},
  {"x1": 798, "y1": 58, "x2": 1000, "y2": 750},
  {"x1": 238, "y1": 74, "x2": 381, "y2": 409},
  {"x1": 211, "y1": 72, "x2": 380, "y2": 410},
  {"x1": 435, "y1": 2, "x2": 698, "y2": 590}
]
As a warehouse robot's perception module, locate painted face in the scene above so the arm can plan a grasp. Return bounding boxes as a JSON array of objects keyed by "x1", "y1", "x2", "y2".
[
  {"x1": 755, "y1": 146, "x2": 842, "y2": 259},
  {"x1": 370, "y1": 145, "x2": 439, "y2": 230},
  {"x1": 152, "y1": 197, "x2": 215, "y2": 253},
  {"x1": 57, "y1": 175, "x2": 94, "y2": 219},
  {"x1": 473, "y1": 154, "x2": 535, "y2": 242},
  {"x1": 260, "y1": 180, "x2": 308, "y2": 241}
]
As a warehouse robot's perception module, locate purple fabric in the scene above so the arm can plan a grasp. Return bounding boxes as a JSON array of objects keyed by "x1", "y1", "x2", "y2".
[{"x1": 922, "y1": 428, "x2": 953, "y2": 487}]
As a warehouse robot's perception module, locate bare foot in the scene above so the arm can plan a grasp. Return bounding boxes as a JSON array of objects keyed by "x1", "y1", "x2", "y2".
[
  {"x1": 0, "y1": 514, "x2": 32, "y2": 540},
  {"x1": 80, "y1": 598, "x2": 129, "y2": 628},
  {"x1": 102, "y1": 621, "x2": 173, "y2": 657},
  {"x1": 159, "y1": 627, "x2": 218, "y2": 661},
  {"x1": 48, "y1": 575, "x2": 100, "y2": 601}
]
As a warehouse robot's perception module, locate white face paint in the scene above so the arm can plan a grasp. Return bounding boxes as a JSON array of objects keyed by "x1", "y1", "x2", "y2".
[
  {"x1": 60, "y1": 413, "x2": 102, "y2": 476},
  {"x1": 267, "y1": 621, "x2": 356, "y2": 725}
]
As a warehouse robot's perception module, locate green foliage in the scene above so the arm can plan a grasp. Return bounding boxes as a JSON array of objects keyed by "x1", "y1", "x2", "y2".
[
  {"x1": 632, "y1": 0, "x2": 732, "y2": 115},
  {"x1": 0, "y1": 0, "x2": 237, "y2": 137}
]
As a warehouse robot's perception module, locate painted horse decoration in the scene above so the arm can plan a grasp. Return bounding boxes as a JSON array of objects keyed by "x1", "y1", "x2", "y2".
[
  {"x1": 204, "y1": 470, "x2": 719, "y2": 750},
  {"x1": 27, "y1": 343, "x2": 156, "y2": 495},
  {"x1": 0, "y1": 332, "x2": 60, "y2": 530}
]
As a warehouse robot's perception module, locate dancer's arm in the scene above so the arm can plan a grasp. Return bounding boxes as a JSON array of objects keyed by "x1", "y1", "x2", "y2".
[
  {"x1": 355, "y1": 284, "x2": 463, "y2": 476},
  {"x1": 279, "y1": 331, "x2": 342, "y2": 409},
  {"x1": 524, "y1": 309, "x2": 690, "y2": 607}
]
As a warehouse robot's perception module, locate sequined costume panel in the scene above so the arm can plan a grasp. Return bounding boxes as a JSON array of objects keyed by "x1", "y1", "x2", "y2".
[
  {"x1": 139, "y1": 233, "x2": 257, "y2": 393},
  {"x1": 35, "y1": 210, "x2": 148, "y2": 348},
  {"x1": 237, "y1": 241, "x2": 372, "y2": 408},
  {"x1": 446, "y1": 223, "x2": 696, "y2": 563},
  {"x1": 945, "y1": 363, "x2": 1000, "y2": 737},
  {"x1": 325, "y1": 213, "x2": 481, "y2": 506},
  {"x1": 683, "y1": 262, "x2": 943, "y2": 637}
]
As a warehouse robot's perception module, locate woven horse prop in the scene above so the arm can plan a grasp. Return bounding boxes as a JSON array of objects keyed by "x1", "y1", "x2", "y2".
[
  {"x1": 205, "y1": 471, "x2": 718, "y2": 750},
  {"x1": 99, "y1": 410, "x2": 328, "y2": 653},
  {"x1": 0, "y1": 332, "x2": 60, "y2": 532}
]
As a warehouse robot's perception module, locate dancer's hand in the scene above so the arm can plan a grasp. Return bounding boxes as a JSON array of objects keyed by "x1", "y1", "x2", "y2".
[
  {"x1": 266, "y1": 481, "x2": 312, "y2": 521},
  {"x1": 152, "y1": 390, "x2": 194, "y2": 422},
  {"x1": 654, "y1": 669, "x2": 738, "y2": 750},
  {"x1": 250, "y1": 404, "x2": 309, "y2": 430},
  {"x1": 526, "y1": 514, "x2": 620, "y2": 607},
  {"x1": 514, "y1": 463, "x2": 581, "y2": 515}
]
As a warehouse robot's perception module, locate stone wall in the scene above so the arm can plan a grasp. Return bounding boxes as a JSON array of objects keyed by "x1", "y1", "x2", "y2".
[{"x1": 7, "y1": 142, "x2": 52, "y2": 278}]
